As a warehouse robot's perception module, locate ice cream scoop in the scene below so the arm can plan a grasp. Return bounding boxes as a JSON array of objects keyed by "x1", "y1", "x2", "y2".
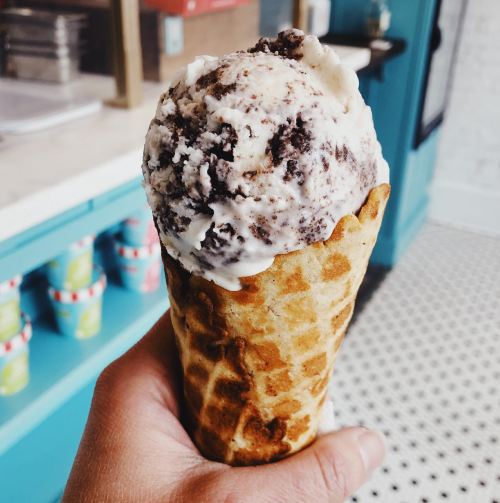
[
  {"x1": 142, "y1": 30, "x2": 389, "y2": 291},
  {"x1": 142, "y1": 30, "x2": 391, "y2": 466}
]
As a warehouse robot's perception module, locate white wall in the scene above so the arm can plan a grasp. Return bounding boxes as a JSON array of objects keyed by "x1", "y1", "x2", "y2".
[{"x1": 430, "y1": 0, "x2": 500, "y2": 235}]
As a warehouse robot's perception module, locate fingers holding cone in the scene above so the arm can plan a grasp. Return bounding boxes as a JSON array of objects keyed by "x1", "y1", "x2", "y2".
[{"x1": 215, "y1": 427, "x2": 386, "y2": 503}]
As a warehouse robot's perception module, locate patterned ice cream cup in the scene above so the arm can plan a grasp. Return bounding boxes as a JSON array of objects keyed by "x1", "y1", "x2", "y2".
[
  {"x1": 0, "y1": 275, "x2": 23, "y2": 343},
  {"x1": 120, "y1": 204, "x2": 159, "y2": 247},
  {"x1": 115, "y1": 240, "x2": 162, "y2": 293},
  {"x1": 46, "y1": 235, "x2": 95, "y2": 291},
  {"x1": 0, "y1": 313, "x2": 32, "y2": 396},
  {"x1": 48, "y1": 266, "x2": 106, "y2": 340}
]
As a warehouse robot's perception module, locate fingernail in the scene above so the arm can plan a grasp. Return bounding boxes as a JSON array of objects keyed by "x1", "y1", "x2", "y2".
[{"x1": 357, "y1": 430, "x2": 386, "y2": 474}]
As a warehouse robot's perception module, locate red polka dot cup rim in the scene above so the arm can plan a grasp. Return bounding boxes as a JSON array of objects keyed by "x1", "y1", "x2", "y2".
[
  {"x1": 48, "y1": 265, "x2": 106, "y2": 304},
  {"x1": 115, "y1": 240, "x2": 161, "y2": 259},
  {"x1": 68, "y1": 234, "x2": 95, "y2": 251},
  {"x1": 0, "y1": 275, "x2": 22, "y2": 296},
  {"x1": 0, "y1": 313, "x2": 32, "y2": 357}
]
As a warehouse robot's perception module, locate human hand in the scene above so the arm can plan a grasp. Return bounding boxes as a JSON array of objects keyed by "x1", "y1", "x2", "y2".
[{"x1": 62, "y1": 310, "x2": 385, "y2": 503}]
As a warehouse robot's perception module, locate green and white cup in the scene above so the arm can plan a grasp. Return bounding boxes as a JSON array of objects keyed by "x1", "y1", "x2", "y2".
[
  {"x1": 48, "y1": 266, "x2": 106, "y2": 340},
  {"x1": 0, "y1": 313, "x2": 31, "y2": 397},
  {"x1": 0, "y1": 275, "x2": 22, "y2": 343},
  {"x1": 46, "y1": 235, "x2": 95, "y2": 291}
]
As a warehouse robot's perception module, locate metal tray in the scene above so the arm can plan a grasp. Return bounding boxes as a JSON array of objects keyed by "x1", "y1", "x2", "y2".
[
  {"x1": 1, "y1": 8, "x2": 86, "y2": 46},
  {"x1": 8, "y1": 53, "x2": 79, "y2": 83},
  {"x1": 7, "y1": 41, "x2": 85, "y2": 58}
]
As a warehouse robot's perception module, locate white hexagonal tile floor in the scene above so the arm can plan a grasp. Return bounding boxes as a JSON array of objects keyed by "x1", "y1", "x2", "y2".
[{"x1": 331, "y1": 223, "x2": 500, "y2": 503}]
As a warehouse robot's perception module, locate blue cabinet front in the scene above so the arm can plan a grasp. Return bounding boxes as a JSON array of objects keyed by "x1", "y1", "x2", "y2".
[{"x1": 0, "y1": 381, "x2": 95, "y2": 503}]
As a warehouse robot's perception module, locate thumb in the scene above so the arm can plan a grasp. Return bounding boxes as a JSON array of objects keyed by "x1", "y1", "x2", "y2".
[{"x1": 228, "y1": 427, "x2": 386, "y2": 503}]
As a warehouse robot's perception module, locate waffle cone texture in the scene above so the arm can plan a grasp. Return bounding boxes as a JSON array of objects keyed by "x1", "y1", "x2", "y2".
[{"x1": 161, "y1": 184, "x2": 390, "y2": 466}]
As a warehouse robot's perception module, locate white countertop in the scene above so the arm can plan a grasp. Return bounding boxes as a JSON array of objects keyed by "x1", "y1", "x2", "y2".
[
  {"x1": 0, "y1": 44, "x2": 371, "y2": 243},
  {"x1": 330, "y1": 45, "x2": 371, "y2": 72},
  {"x1": 0, "y1": 75, "x2": 166, "y2": 243}
]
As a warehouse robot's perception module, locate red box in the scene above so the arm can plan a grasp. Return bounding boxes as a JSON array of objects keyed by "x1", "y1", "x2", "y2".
[{"x1": 145, "y1": 0, "x2": 253, "y2": 17}]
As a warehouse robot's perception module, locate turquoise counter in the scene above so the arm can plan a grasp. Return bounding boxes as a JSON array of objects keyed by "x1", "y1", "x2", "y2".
[
  {"x1": 331, "y1": 0, "x2": 441, "y2": 267},
  {"x1": 0, "y1": 177, "x2": 170, "y2": 503}
]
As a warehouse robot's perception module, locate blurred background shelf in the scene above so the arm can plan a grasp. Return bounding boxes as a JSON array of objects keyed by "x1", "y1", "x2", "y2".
[{"x1": 0, "y1": 278, "x2": 169, "y2": 457}]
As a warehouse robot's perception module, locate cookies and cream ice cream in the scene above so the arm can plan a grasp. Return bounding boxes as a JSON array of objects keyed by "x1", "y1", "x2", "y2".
[{"x1": 142, "y1": 30, "x2": 389, "y2": 291}]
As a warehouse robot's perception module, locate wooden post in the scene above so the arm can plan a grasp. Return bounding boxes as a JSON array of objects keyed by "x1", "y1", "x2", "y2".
[
  {"x1": 110, "y1": 0, "x2": 143, "y2": 108},
  {"x1": 293, "y1": 0, "x2": 309, "y2": 32}
]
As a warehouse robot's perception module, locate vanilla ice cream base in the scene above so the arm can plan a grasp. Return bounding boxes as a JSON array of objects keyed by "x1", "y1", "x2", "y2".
[{"x1": 143, "y1": 31, "x2": 389, "y2": 291}]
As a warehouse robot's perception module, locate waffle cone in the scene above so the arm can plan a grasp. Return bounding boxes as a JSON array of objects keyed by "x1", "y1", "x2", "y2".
[{"x1": 161, "y1": 184, "x2": 390, "y2": 466}]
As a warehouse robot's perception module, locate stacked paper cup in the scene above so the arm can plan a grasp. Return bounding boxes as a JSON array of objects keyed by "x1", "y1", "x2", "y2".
[
  {"x1": 116, "y1": 203, "x2": 161, "y2": 293},
  {"x1": 46, "y1": 235, "x2": 95, "y2": 291},
  {"x1": 46, "y1": 236, "x2": 106, "y2": 340},
  {"x1": 0, "y1": 276, "x2": 31, "y2": 396},
  {"x1": 0, "y1": 275, "x2": 22, "y2": 343}
]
